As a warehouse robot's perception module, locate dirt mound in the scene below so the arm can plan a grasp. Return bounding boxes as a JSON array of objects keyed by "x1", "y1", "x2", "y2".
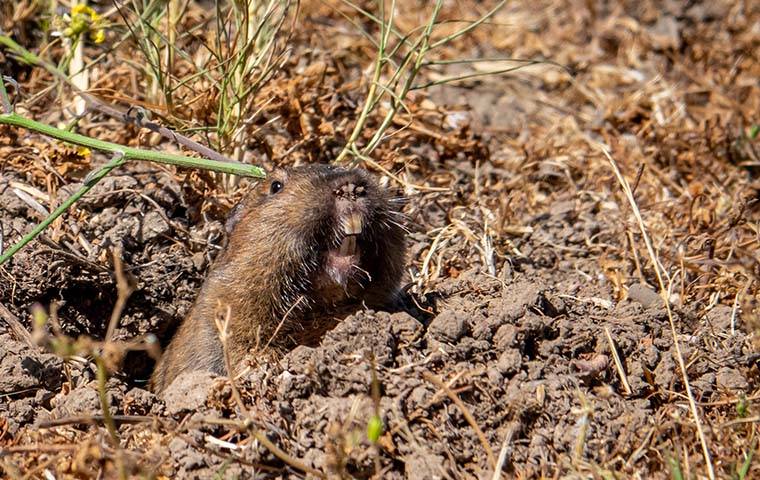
[{"x1": 2, "y1": 262, "x2": 752, "y2": 477}]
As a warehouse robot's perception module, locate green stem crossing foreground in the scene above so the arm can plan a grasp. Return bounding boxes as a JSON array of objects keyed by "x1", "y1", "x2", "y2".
[
  {"x1": 0, "y1": 113, "x2": 266, "y2": 177},
  {"x1": 0, "y1": 113, "x2": 265, "y2": 265},
  {"x1": 0, "y1": 154, "x2": 124, "y2": 265}
]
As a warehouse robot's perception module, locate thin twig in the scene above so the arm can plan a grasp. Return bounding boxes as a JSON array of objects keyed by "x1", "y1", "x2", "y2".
[
  {"x1": 38, "y1": 415, "x2": 154, "y2": 428},
  {"x1": 491, "y1": 422, "x2": 518, "y2": 480},
  {"x1": 0, "y1": 445, "x2": 78, "y2": 455},
  {"x1": 598, "y1": 144, "x2": 715, "y2": 480},
  {"x1": 214, "y1": 304, "x2": 327, "y2": 479},
  {"x1": 335, "y1": 0, "x2": 394, "y2": 163},
  {"x1": 604, "y1": 327, "x2": 632, "y2": 396},
  {"x1": 105, "y1": 248, "x2": 135, "y2": 343},
  {"x1": 94, "y1": 356, "x2": 120, "y2": 444},
  {"x1": 572, "y1": 390, "x2": 592, "y2": 463},
  {"x1": 411, "y1": 61, "x2": 549, "y2": 90},
  {"x1": 423, "y1": 371, "x2": 496, "y2": 470},
  {"x1": 262, "y1": 295, "x2": 305, "y2": 351},
  {"x1": 430, "y1": 0, "x2": 507, "y2": 48},
  {"x1": 0, "y1": 302, "x2": 34, "y2": 348}
]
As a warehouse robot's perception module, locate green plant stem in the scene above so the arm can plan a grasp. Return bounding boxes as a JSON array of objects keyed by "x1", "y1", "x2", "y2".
[
  {"x1": 430, "y1": 0, "x2": 507, "y2": 48},
  {"x1": 0, "y1": 33, "x2": 250, "y2": 166},
  {"x1": 0, "y1": 154, "x2": 124, "y2": 265},
  {"x1": 335, "y1": 0, "x2": 518, "y2": 166},
  {"x1": 0, "y1": 75, "x2": 11, "y2": 113},
  {"x1": 94, "y1": 356, "x2": 120, "y2": 444},
  {"x1": 738, "y1": 437, "x2": 755, "y2": 479},
  {"x1": 0, "y1": 112, "x2": 264, "y2": 177},
  {"x1": 335, "y1": 0, "x2": 392, "y2": 163},
  {"x1": 361, "y1": 0, "x2": 442, "y2": 157},
  {"x1": 0, "y1": 26, "x2": 263, "y2": 266},
  {"x1": 94, "y1": 355, "x2": 127, "y2": 480},
  {"x1": 411, "y1": 62, "x2": 544, "y2": 90}
]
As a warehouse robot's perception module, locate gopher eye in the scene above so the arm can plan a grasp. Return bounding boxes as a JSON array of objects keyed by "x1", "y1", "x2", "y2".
[{"x1": 270, "y1": 180, "x2": 283, "y2": 194}]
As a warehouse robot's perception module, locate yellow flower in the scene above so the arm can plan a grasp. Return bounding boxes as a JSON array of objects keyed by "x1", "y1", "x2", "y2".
[
  {"x1": 64, "y1": 3, "x2": 106, "y2": 44},
  {"x1": 71, "y1": 3, "x2": 99, "y2": 22},
  {"x1": 77, "y1": 146, "x2": 92, "y2": 157},
  {"x1": 91, "y1": 29, "x2": 105, "y2": 44}
]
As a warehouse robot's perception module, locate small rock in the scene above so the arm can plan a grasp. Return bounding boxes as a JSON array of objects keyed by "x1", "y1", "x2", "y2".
[
  {"x1": 281, "y1": 345, "x2": 317, "y2": 375},
  {"x1": 705, "y1": 305, "x2": 734, "y2": 332},
  {"x1": 692, "y1": 372, "x2": 716, "y2": 397},
  {"x1": 6, "y1": 399, "x2": 36, "y2": 434},
  {"x1": 543, "y1": 294, "x2": 566, "y2": 316},
  {"x1": 427, "y1": 310, "x2": 467, "y2": 343},
  {"x1": 276, "y1": 371, "x2": 313, "y2": 400},
  {"x1": 162, "y1": 370, "x2": 217, "y2": 415},
  {"x1": 716, "y1": 367, "x2": 748, "y2": 392},
  {"x1": 444, "y1": 111, "x2": 471, "y2": 131},
  {"x1": 390, "y1": 311, "x2": 423, "y2": 343},
  {"x1": 493, "y1": 324, "x2": 518, "y2": 350},
  {"x1": 0, "y1": 337, "x2": 64, "y2": 393},
  {"x1": 169, "y1": 437, "x2": 206, "y2": 471},
  {"x1": 404, "y1": 450, "x2": 445, "y2": 480},
  {"x1": 628, "y1": 283, "x2": 662, "y2": 309},
  {"x1": 139, "y1": 210, "x2": 170, "y2": 242},
  {"x1": 407, "y1": 385, "x2": 431, "y2": 409},
  {"x1": 640, "y1": 344, "x2": 660, "y2": 369},
  {"x1": 549, "y1": 199, "x2": 576, "y2": 218},
  {"x1": 653, "y1": 354, "x2": 676, "y2": 388},
  {"x1": 191, "y1": 252, "x2": 207, "y2": 271},
  {"x1": 648, "y1": 15, "x2": 680, "y2": 50},
  {"x1": 572, "y1": 354, "x2": 609, "y2": 378},
  {"x1": 491, "y1": 280, "x2": 545, "y2": 321},
  {"x1": 123, "y1": 387, "x2": 157, "y2": 416},
  {"x1": 486, "y1": 368, "x2": 503, "y2": 384},
  {"x1": 497, "y1": 349, "x2": 522, "y2": 376},
  {"x1": 471, "y1": 320, "x2": 493, "y2": 342},
  {"x1": 50, "y1": 383, "x2": 105, "y2": 417}
]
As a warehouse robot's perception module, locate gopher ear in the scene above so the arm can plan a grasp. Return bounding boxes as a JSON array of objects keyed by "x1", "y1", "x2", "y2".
[
  {"x1": 225, "y1": 171, "x2": 272, "y2": 234},
  {"x1": 225, "y1": 198, "x2": 248, "y2": 235}
]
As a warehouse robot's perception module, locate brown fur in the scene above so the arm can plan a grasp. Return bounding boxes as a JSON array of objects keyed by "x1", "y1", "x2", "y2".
[{"x1": 150, "y1": 165, "x2": 406, "y2": 393}]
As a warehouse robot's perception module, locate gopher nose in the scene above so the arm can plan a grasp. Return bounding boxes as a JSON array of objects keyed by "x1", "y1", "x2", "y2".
[
  {"x1": 333, "y1": 179, "x2": 366, "y2": 235},
  {"x1": 334, "y1": 182, "x2": 366, "y2": 200}
]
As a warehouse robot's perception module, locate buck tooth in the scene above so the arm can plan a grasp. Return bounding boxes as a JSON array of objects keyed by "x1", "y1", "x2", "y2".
[{"x1": 343, "y1": 212, "x2": 363, "y2": 235}]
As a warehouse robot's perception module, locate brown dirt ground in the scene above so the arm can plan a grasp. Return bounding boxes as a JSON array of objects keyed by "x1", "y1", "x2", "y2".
[{"x1": 1, "y1": 0, "x2": 759, "y2": 478}]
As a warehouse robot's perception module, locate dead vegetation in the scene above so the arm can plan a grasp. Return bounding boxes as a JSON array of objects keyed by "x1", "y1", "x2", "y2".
[{"x1": 0, "y1": 0, "x2": 758, "y2": 478}]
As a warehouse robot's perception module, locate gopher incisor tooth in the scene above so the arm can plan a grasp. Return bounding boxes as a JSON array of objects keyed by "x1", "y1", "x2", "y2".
[{"x1": 343, "y1": 212, "x2": 363, "y2": 235}]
